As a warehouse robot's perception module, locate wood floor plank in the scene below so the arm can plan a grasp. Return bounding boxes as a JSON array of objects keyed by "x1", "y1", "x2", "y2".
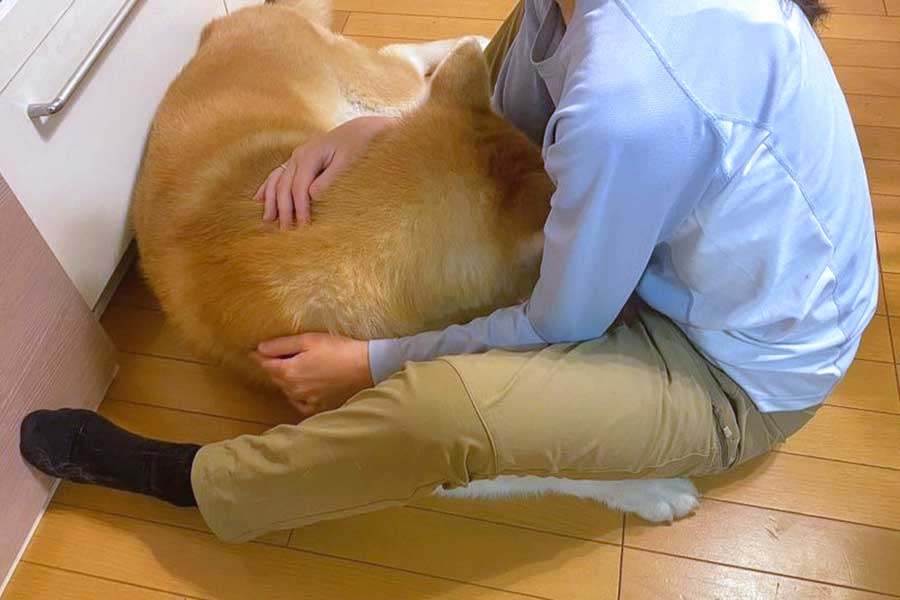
[
  {"x1": 891, "y1": 316, "x2": 900, "y2": 361},
  {"x1": 331, "y1": 10, "x2": 350, "y2": 32},
  {"x1": 836, "y1": 66, "x2": 900, "y2": 95},
  {"x1": 412, "y1": 494, "x2": 623, "y2": 543},
  {"x1": 822, "y1": 38, "x2": 900, "y2": 68},
  {"x1": 289, "y1": 506, "x2": 621, "y2": 600},
  {"x1": 827, "y1": 359, "x2": 900, "y2": 412},
  {"x1": 347, "y1": 34, "x2": 419, "y2": 48},
  {"x1": 858, "y1": 127, "x2": 900, "y2": 161},
  {"x1": 883, "y1": 271, "x2": 900, "y2": 312},
  {"x1": 619, "y1": 547, "x2": 893, "y2": 600},
  {"x1": 873, "y1": 193, "x2": 900, "y2": 232},
  {"x1": 107, "y1": 353, "x2": 297, "y2": 426},
  {"x1": 878, "y1": 231, "x2": 900, "y2": 272},
  {"x1": 98, "y1": 398, "x2": 267, "y2": 443},
  {"x1": 878, "y1": 271, "x2": 887, "y2": 313},
  {"x1": 333, "y1": 0, "x2": 516, "y2": 20},
  {"x1": 888, "y1": 0, "x2": 900, "y2": 16},
  {"x1": 818, "y1": 14, "x2": 900, "y2": 42},
  {"x1": 24, "y1": 505, "x2": 533, "y2": 600},
  {"x1": 779, "y1": 405, "x2": 900, "y2": 469},
  {"x1": 697, "y1": 452, "x2": 900, "y2": 529},
  {"x1": 101, "y1": 306, "x2": 212, "y2": 364},
  {"x1": 625, "y1": 499, "x2": 900, "y2": 595},
  {"x1": 857, "y1": 314, "x2": 893, "y2": 361},
  {"x1": 2, "y1": 561, "x2": 182, "y2": 600},
  {"x1": 867, "y1": 158, "x2": 900, "y2": 195},
  {"x1": 53, "y1": 485, "x2": 290, "y2": 548},
  {"x1": 847, "y1": 94, "x2": 900, "y2": 127},
  {"x1": 827, "y1": 0, "x2": 887, "y2": 15},
  {"x1": 343, "y1": 12, "x2": 501, "y2": 41}
]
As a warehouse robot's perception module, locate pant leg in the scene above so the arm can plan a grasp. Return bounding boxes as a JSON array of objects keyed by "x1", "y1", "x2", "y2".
[
  {"x1": 192, "y1": 305, "x2": 803, "y2": 542},
  {"x1": 192, "y1": 360, "x2": 494, "y2": 542},
  {"x1": 708, "y1": 363, "x2": 818, "y2": 464},
  {"x1": 484, "y1": 1, "x2": 524, "y2": 88},
  {"x1": 442, "y1": 307, "x2": 736, "y2": 481}
]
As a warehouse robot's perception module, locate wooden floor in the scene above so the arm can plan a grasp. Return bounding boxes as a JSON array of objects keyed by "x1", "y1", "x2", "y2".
[{"x1": 5, "y1": 1, "x2": 900, "y2": 599}]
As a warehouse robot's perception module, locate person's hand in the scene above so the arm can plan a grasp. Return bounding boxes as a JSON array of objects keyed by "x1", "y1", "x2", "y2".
[
  {"x1": 255, "y1": 116, "x2": 398, "y2": 229},
  {"x1": 251, "y1": 333, "x2": 373, "y2": 418}
]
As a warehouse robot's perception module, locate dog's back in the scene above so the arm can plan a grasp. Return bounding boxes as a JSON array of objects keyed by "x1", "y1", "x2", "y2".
[{"x1": 131, "y1": 1, "x2": 553, "y2": 384}]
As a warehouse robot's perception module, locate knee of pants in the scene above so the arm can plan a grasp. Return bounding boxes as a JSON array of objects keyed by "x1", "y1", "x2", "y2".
[{"x1": 349, "y1": 359, "x2": 498, "y2": 479}]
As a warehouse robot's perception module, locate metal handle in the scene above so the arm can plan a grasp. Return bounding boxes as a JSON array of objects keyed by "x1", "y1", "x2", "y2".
[{"x1": 27, "y1": 0, "x2": 141, "y2": 119}]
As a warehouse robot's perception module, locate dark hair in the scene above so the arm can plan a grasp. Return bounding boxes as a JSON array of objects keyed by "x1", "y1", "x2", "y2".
[{"x1": 792, "y1": 0, "x2": 829, "y2": 25}]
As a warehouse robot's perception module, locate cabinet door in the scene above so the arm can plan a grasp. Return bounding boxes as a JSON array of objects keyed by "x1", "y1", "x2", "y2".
[
  {"x1": 0, "y1": 0, "x2": 225, "y2": 307},
  {"x1": 0, "y1": 174, "x2": 117, "y2": 591}
]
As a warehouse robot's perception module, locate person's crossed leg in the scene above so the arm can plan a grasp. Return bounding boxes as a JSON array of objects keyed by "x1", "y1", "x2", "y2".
[{"x1": 21, "y1": 304, "x2": 811, "y2": 542}]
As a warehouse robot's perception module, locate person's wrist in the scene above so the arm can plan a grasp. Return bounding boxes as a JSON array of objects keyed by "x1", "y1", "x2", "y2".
[{"x1": 355, "y1": 339, "x2": 374, "y2": 388}]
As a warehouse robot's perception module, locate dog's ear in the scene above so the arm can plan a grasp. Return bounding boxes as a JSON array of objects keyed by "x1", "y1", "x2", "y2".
[{"x1": 429, "y1": 38, "x2": 491, "y2": 109}]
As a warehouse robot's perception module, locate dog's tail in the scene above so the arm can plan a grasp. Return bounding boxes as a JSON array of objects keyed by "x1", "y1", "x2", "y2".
[{"x1": 265, "y1": 0, "x2": 331, "y2": 28}]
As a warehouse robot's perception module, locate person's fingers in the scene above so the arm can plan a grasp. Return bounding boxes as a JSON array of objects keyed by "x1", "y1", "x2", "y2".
[
  {"x1": 257, "y1": 334, "x2": 309, "y2": 357},
  {"x1": 255, "y1": 355, "x2": 286, "y2": 377},
  {"x1": 252, "y1": 356, "x2": 292, "y2": 397},
  {"x1": 291, "y1": 401, "x2": 316, "y2": 418},
  {"x1": 254, "y1": 179, "x2": 266, "y2": 202},
  {"x1": 308, "y1": 154, "x2": 344, "y2": 202},
  {"x1": 291, "y1": 162, "x2": 319, "y2": 226},
  {"x1": 276, "y1": 161, "x2": 298, "y2": 230},
  {"x1": 263, "y1": 168, "x2": 283, "y2": 222}
]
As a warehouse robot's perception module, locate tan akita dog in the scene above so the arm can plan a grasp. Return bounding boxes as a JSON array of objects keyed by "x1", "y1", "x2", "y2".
[
  {"x1": 131, "y1": 0, "x2": 552, "y2": 386},
  {"x1": 131, "y1": 0, "x2": 700, "y2": 522}
]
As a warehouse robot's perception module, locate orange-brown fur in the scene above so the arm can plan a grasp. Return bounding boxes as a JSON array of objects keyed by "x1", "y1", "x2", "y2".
[{"x1": 131, "y1": 0, "x2": 553, "y2": 386}]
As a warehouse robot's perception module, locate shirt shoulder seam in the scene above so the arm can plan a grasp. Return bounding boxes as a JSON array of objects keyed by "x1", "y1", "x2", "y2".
[{"x1": 613, "y1": 0, "x2": 777, "y2": 178}]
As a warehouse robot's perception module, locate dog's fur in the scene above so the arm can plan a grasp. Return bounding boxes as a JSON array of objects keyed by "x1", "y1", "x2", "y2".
[
  {"x1": 131, "y1": 0, "x2": 698, "y2": 522},
  {"x1": 132, "y1": 2, "x2": 551, "y2": 385}
]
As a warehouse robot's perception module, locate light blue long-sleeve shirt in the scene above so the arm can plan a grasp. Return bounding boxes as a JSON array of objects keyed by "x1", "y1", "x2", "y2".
[{"x1": 368, "y1": 0, "x2": 878, "y2": 412}]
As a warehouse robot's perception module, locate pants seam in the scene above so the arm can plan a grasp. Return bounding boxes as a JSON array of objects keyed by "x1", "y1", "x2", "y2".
[{"x1": 438, "y1": 358, "x2": 501, "y2": 477}]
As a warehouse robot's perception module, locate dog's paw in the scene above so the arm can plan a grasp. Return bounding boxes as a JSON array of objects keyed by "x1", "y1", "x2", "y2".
[{"x1": 604, "y1": 478, "x2": 699, "y2": 523}]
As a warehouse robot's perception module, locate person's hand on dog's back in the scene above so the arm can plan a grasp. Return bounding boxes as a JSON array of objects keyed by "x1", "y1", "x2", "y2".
[{"x1": 255, "y1": 115, "x2": 399, "y2": 229}]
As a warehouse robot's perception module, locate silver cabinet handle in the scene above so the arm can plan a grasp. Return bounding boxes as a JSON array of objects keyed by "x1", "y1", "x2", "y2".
[{"x1": 27, "y1": 0, "x2": 142, "y2": 118}]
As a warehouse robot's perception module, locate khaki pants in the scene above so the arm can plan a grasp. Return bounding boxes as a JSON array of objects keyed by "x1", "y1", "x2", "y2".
[
  {"x1": 191, "y1": 11, "x2": 816, "y2": 542},
  {"x1": 193, "y1": 305, "x2": 814, "y2": 542}
]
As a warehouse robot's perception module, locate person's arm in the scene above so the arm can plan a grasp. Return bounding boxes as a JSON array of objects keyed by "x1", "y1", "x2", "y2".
[{"x1": 369, "y1": 78, "x2": 718, "y2": 383}]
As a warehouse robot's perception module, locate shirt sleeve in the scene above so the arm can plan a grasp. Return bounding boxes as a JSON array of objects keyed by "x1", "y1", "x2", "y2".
[{"x1": 369, "y1": 57, "x2": 717, "y2": 384}]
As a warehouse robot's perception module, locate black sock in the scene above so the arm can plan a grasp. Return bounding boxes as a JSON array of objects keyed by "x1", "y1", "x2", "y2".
[{"x1": 20, "y1": 408, "x2": 200, "y2": 507}]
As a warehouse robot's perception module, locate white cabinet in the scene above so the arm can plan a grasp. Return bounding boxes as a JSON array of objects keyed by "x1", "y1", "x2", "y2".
[
  {"x1": 225, "y1": 0, "x2": 265, "y2": 13},
  {"x1": 0, "y1": 0, "x2": 225, "y2": 307}
]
